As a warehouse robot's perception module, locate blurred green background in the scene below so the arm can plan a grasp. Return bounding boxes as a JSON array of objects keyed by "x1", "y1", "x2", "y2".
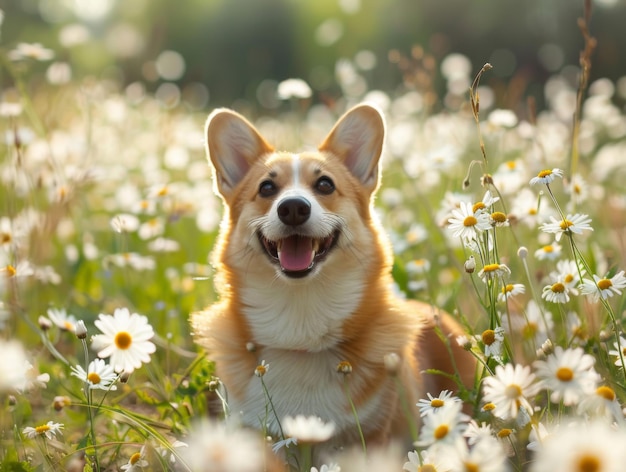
[{"x1": 2, "y1": 0, "x2": 625, "y2": 111}]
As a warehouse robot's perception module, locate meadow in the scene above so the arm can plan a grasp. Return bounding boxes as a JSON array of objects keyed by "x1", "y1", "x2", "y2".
[{"x1": 2, "y1": 5, "x2": 626, "y2": 472}]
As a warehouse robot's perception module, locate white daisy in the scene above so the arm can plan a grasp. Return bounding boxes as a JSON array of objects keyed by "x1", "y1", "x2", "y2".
[
  {"x1": 607, "y1": 336, "x2": 626, "y2": 369},
  {"x1": 121, "y1": 446, "x2": 149, "y2": 471},
  {"x1": 529, "y1": 420, "x2": 626, "y2": 472},
  {"x1": 482, "y1": 363, "x2": 539, "y2": 420},
  {"x1": 478, "y1": 263, "x2": 511, "y2": 283},
  {"x1": 579, "y1": 271, "x2": 626, "y2": 302},
  {"x1": 541, "y1": 281, "x2": 570, "y2": 304},
  {"x1": 403, "y1": 448, "x2": 452, "y2": 472},
  {"x1": 529, "y1": 168, "x2": 564, "y2": 185},
  {"x1": 534, "y1": 243, "x2": 562, "y2": 261},
  {"x1": 449, "y1": 434, "x2": 509, "y2": 472},
  {"x1": 498, "y1": 282, "x2": 525, "y2": 302},
  {"x1": 577, "y1": 385, "x2": 624, "y2": 424},
  {"x1": 415, "y1": 401, "x2": 469, "y2": 448},
  {"x1": 463, "y1": 420, "x2": 494, "y2": 446},
  {"x1": 22, "y1": 421, "x2": 63, "y2": 440},
  {"x1": 533, "y1": 346, "x2": 600, "y2": 405},
  {"x1": 254, "y1": 360, "x2": 269, "y2": 377},
  {"x1": 550, "y1": 259, "x2": 585, "y2": 295},
  {"x1": 282, "y1": 415, "x2": 335, "y2": 443},
  {"x1": 417, "y1": 390, "x2": 461, "y2": 417},
  {"x1": 447, "y1": 201, "x2": 492, "y2": 242},
  {"x1": 0, "y1": 340, "x2": 28, "y2": 392},
  {"x1": 539, "y1": 214, "x2": 593, "y2": 242},
  {"x1": 71, "y1": 358, "x2": 118, "y2": 391},
  {"x1": 91, "y1": 307, "x2": 156, "y2": 373},
  {"x1": 46, "y1": 307, "x2": 78, "y2": 332},
  {"x1": 480, "y1": 327, "x2": 505, "y2": 358}
]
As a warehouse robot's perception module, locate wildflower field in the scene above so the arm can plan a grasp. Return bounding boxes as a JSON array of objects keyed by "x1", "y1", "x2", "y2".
[{"x1": 2, "y1": 3, "x2": 626, "y2": 472}]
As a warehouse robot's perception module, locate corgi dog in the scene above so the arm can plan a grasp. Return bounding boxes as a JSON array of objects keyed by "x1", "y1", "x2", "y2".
[{"x1": 191, "y1": 104, "x2": 476, "y2": 461}]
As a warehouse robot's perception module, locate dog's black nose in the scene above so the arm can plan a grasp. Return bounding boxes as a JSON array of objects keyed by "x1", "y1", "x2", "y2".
[{"x1": 277, "y1": 197, "x2": 311, "y2": 226}]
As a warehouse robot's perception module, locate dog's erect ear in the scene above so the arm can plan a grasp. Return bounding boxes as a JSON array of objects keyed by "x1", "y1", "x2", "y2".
[
  {"x1": 205, "y1": 109, "x2": 274, "y2": 197},
  {"x1": 319, "y1": 104, "x2": 385, "y2": 192}
]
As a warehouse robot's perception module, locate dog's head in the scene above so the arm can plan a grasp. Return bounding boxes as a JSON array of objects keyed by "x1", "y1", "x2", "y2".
[{"x1": 205, "y1": 104, "x2": 388, "y2": 283}]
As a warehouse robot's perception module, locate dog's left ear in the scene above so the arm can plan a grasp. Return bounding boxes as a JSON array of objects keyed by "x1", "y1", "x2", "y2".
[{"x1": 319, "y1": 103, "x2": 385, "y2": 193}]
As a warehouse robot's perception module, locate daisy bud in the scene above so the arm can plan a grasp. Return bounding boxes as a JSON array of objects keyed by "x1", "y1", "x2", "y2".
[
  {"x1": 75, "y1": 320, "x2": 87, "y2": 339},
  {"x1": 8, "y1": 395, "x2": 17, "y2": 407},
  {"x1": 246, "y1": 342, "x2": 256, "y2": 352},
  {"x1": 517, "y1": 246, "x2": 528, "y2": 259},
  {"x1": 207, "y1": 377, "x2": 221, "y2": 392},
  {"x1": 464, "y1": 256, "x2": 476, "y2": 274},
  {"x1": 336, "y1": 361, "x2": 352, "y2": 375},
  {"x1": 38, "y1": 316, "x2": 53, "y2": 331},
  {"x1": 119, "y1": 371, "x2": 132, "y2": 384},
  {"x1": 53, "y1": 396, "x2": 72, "y2": 411},
  {"x1": 383, "y1": 353, "x2": 401, "y2": 376},
  {"x1": 456, "y1": 335, "x2": 473, "y2": 351}
]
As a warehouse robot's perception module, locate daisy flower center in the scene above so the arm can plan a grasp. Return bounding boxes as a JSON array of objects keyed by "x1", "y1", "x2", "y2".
[
  {"x1": 504, "y1": 384, "x2": 522, "y2": 399},
  {"x1": 433, "y1": 424, "x2": 449, "y2": 440},
  {"x1": 551, "y1": 282, "x2": 565, "y2": 293},
  {"x1": 472, "y1": 202, "x2": 485, "y2": 213},
  {"x1": 564, "y1": 274, "x2": 574, "y2": 284},
  {"x1": 63, "y1": 321, "x2": 75, "y2": 331},
  {"x1": 576, "y1": 454, "x2": 601, "y2": 472},
  {"x1": 6, "y1": 265, "x2": 16, "y2": 277},
  {"x1": 419, "y1": 465, "x2": 437, "y2": 472},
  {"x1": 497, "y1": 428, "x2": 513, "y2": 438},
  {"x1": 430, "y1": 399, "x2": 445, "y2": 408},
  {"x1": 129, "y1": 452, "x2": 142, "y2": 465},
  {"x1": 463, "y1": 215, "x2": 478, "y2": 227},
  {"x1": 491, "y1": 211, "x2": 507, "y2": 223},
  {"x1": 87, "y1": 372, "x2": 102, "y2": 384},
  {"x1": 482, "y1": 329, "x2": 496, "y2": 346},
  {"x1": 597, "y1": 278, "x2": 612, "y2": 290},
  {"x1": 538, "y1": 169, "x2": 553, "y2": 178},
  {"x1": 556, "y1": 367, "x2": 574, "y2": 382},
  {"x1": 596, "y1": 386, "x2": 616, "y2": 401},
  {"x1": 559, "y1": 219, "x2": 574, "y2": 230},
  {"x1": 464, "y1": 462, "x2": 480, "y2": 472},
  {"x1": 543, "y1": 245, "x2": 554, "y2": 253},
  {"x1": 35, "y1": 424, "x2": 50, "y2": 434},
  {"x1": 1, "y1": 233, "x2": 10, "y2": 244},
  {"x1": 114, "y1": 331, "x2": 133, "y2": 350},
  {"x1": 503, "y1": 284, "x2": 514, "y2": 293},
  {"x1": 483, "y1": 263, "x2": 500, "y2": 273},
  {"x1": 482, "y1": 402, "x2": 496, "y2": 411}
]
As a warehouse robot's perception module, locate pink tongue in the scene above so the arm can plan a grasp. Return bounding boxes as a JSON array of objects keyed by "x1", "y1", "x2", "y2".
[{"x1": 278, "y1": 235, "x2": 314, "y2": 272}]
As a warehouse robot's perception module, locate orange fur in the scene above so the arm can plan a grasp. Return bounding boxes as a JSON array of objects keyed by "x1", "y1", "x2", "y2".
[{"x1": 191, "y1": 104, "x2": 476, "y2": 462}]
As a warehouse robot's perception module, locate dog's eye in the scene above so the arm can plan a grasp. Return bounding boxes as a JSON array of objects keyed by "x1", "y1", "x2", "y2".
[
  {"x1": 259, "y1": 180, "x2": 278, "y2": 197},
  {"x1": 315, "y1": 176, "x2": 335, "y2": 195}
]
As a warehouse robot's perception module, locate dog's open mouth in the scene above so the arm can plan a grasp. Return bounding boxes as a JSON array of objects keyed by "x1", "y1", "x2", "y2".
[{"x1": 258, "y1": 231, "x2": 339, "y2": 277}]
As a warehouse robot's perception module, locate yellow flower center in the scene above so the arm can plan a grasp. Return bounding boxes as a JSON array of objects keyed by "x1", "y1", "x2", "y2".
[
  {"x1": 1, "y1": 233, "x2": 10, "y2": 244},
  {"x1": 336, "y1": 360, "x2": 353, "y2": 374},
  {"x1": 433, "y1": 424, "x2": 449, "y2": 440},
  {"x1": 482, "y1": 402, "x2": 496, "y2": 411},
  {"x1": 463, "y1": 215, "x2": 478, "y2": 227},
  {"x1": 483, "y1": 263, "x2": 500, "y2": 273},
  {"x1": 35, "y1": 424, "x2": 50, "y2": 434},
  {"x1": 522, "y1": 322, "x2": 537, "y2": 338},
  {"x1": 430, "y1": 399, "x2": 445, "y2": 408},
  {"x1": 464, "y1": 463, "x2": 480, "y2": 472},
  {"x1": 556, "y1": 367, "x2": 574, "y2": 382},
  {"x1": 157, "y1": 186, "x2": 168, "y2": 197},
  {"x1": 114, "y1": 331, "x2": 133, "y2": 350},
  {"x1": 5, "y1": 265, "x2": 16, "y2": 277},
  {"x1": 63, "y1": 321, "x2": 75, "y2": 331},
  {"x1": 129, "y1": 452, "x2": 142, "y2": 465},
  {"x1": 504, "y1": 384, "x2": 522, "y2": 399},
  {"x1": 597, "y1": 278, "x2": 612, "y2": 290},
  {"x1": 482, "y1": 329, "x2": 496, "y2": 346},
  {"x1": 472, "y1": 202, "x2": 485, "y2": 213},
  {"x1": 543, "y1": 245, "x2": 554, "y2": 253},
  {"x1": 506, "y1": 161, "x2": 516, "y2": 170},
  {"x1": 564, "y1": 274, "x2": 574, "y2": 284},
  {"x1": 87, "y1": 372, "x2": 102, "y2": 384},
  {"x1": 255, "y1": 365, "x2": 267, "y2": 376},
  {"x1": 576, "y1": 454, "x2": 601, "y2": 472},
  {"x1": 418, "y1": 465, "x2": 437, "y2": 472},
  {"x1": 497, "y1": 428, "x2": 513, "y2": 438},
  {"x1": 491, "y1": 211, "x2": 507, "y2": 223},
  {"x1": 528, "y1": 208, "x2": 537, "y2": 215},
  {"x1": 559, "y1": 219, "x2": 574, "y2": 230},
  {"x1": 551, "y1": 282, "x2": 565, "y2": 293},
  {"x1": 596, "y1": 386, "x2": 616, "y2": 401},
  {"x1": 502, "y1": 284, "x2": 514, "y2": 293},
  {"x1": 537, "y1": 169, "x2": 552, "y2": 178}
]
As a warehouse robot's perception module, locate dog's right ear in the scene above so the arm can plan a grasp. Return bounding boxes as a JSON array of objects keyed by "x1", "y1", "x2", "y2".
[{"x1": 205, "y1": 109, "x2": 274, "y2": 198}]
